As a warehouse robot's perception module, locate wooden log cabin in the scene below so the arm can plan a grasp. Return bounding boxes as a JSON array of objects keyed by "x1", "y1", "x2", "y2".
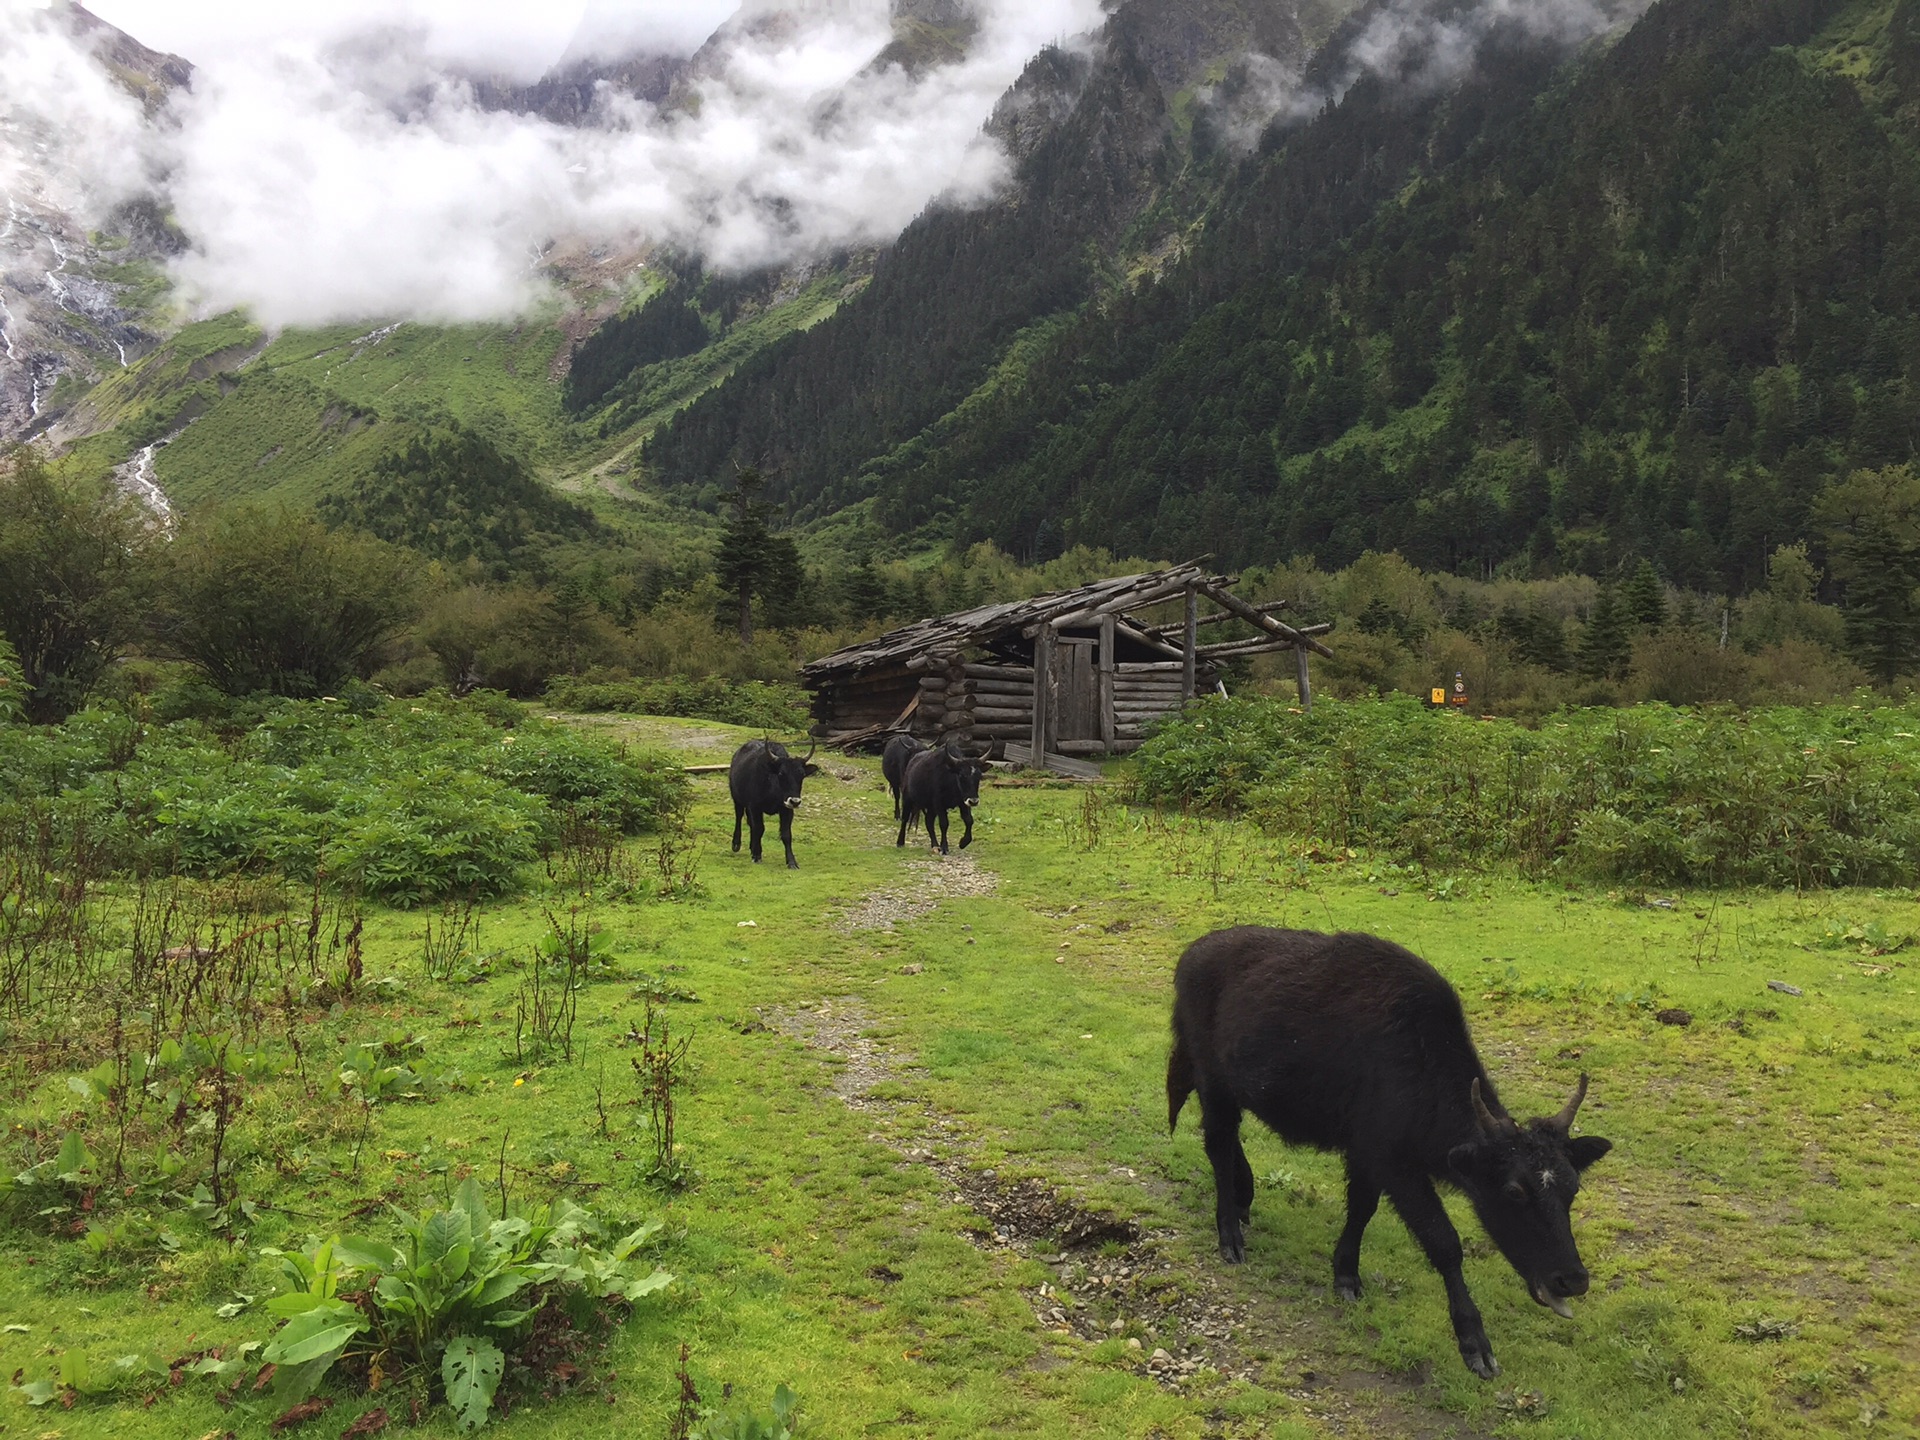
[{"x1": 800, "y1": 564, "x2": 1333, "y2": 771}]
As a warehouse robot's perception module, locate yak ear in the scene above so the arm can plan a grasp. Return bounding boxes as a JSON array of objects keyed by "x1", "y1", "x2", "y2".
[
  {"x1": 1567, "y1": 1135, "x2": 1612, "y2": 1171},
  {"x1": 1447, "y1": 1141, "x2": 1489, "y2": 1183},
  {"x1": 944, "y1": 751, "x2": 960, "y2": 769},
  {"x1": 802, "y1": 763, "x2": 821, "y2": 777}
]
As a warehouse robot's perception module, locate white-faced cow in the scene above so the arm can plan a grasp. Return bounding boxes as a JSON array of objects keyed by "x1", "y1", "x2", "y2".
[
  {"x1": 1168, "y1": 927, "x2": 1611, "y2": 1379},
  {"x1": 881, "y1": 732, "x2": 927, "y2": 819},
  {"x1": 896, "y1": 745, "x2": 982, "y2": 855},
  {"x1": 728, "y1": 738, "x2": 819, "y2": 869}
]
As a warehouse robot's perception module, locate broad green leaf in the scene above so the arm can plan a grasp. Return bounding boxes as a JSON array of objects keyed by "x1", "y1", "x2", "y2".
[
  {"x1": 264, "y1": 1291, "x2": 330, "y2": 1318},
  {"x1": 261, "y1": 1299, "x2": 366, "y2": 1367},
  {"x1": 442, "y1": 1334, "x2": 504, "y2": 1433},
  {"x1": 470, "y1": 1271, "x2": 529, "y2": 1309},
  {"x1": 332, "y1": 1235, "x2": 397, "y2": 1272},
  {"x1": 451, "y1": 1177, "x2": 492, "y2": 1230},
  {"x1": 618, "y1": 1268, "x2": 674, "y2": 1302},
  {"x1": 771, "y1": 1384, "x2": 798, "y2": 1423},
  {"x1": 12, "y1": 1378, "x2": 57, "y2": 1406},
  {"x1": 54, "y1": 1130, "x2": 92, "y2": 1178},
  {"x1": 421, "y1": 1209, "x2": 473, "y2": 1274}
]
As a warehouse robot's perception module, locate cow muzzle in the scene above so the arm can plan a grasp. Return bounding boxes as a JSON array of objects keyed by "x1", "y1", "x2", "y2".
[
  {"x1": 1531, "y1": 1268, "x2": 1587, "y2": 1317},
  {"x1": 783, "y1": 797, "x2": 802, "y2": 810}
]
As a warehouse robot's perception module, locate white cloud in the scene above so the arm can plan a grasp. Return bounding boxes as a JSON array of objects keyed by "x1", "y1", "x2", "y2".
[{"x1": 28, "y1": 0, "x2": 1102, "y2": 326}]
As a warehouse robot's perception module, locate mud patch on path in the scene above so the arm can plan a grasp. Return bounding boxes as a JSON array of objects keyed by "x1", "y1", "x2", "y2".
[{"x1": 838, "y1": 853, "x2": 999, "y2": 932}]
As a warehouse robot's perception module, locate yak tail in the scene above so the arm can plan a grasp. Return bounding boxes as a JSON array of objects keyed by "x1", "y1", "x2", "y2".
[{"x1": 1166, "y1": 1031, "x2": 1194, "y2": 1134}]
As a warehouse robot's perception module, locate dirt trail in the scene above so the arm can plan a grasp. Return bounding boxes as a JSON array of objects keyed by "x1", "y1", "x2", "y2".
[{"x1": 769, "y1": 994, "x2": 1488, "y2": 1439}]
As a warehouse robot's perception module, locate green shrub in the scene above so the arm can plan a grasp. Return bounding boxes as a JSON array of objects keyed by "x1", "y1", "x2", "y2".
[
  {"x1": 0, "y1": 635, "x2": 23, "y2": 724},
  {"x1": 1130, "y1": 695, "x2": 1920, "y2": 887},
  {"x1": 5, "y1": 695, "x2": 690, "y2": 904},
  {"x1": 255, "y1": 1181, "x2": 670, "y2": 1429},
  {"x1": 543, "y1": 674, "x2": 809, "y2": 731}
]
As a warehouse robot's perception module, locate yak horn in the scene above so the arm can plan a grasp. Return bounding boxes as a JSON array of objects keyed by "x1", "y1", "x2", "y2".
[
  {"x1": 1549, "y1": 1072, "x2": 1589, "y2": 1133},
  {"x1": 1470, "y1": 1078, "x2": 1511, "y2": 1135},
  {"x1": 801, "y1": 738, "x2": 817, "y2": 762}
]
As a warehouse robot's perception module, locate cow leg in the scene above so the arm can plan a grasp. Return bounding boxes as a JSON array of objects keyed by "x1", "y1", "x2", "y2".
[
  {"x1": 957, "y1": 802, "x2": 973, "y2": 849},
  {"x1": 747, "y1": 812, "x2": 765, "y2": 863},
  {"x1": 778, "y1": 808, "x2": 798, "y2": 869},
  {"x1": 1198, "y1": 1089, "x2": 1252, "y2": 1264},
  {"x1": 935, "y1": 809, "x2": 951, "y2": 855},
  {"x1": 1386, "y1": 1176, "x2": 1498, "y2": 1379},
  {"x1": 1332, "y1": 1161, "x2": 1379, "y2": 1300},
  {"x1": 732, "y1": 803, "x2": 744, "y2": 854},
  {"x1": 924, "y1": 808, "x2": 939, "y2": 852}
]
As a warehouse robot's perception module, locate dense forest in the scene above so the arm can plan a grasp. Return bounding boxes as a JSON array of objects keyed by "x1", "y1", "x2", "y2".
[{"x1": 636, "y1": 0, "x2": 1920, "y2": 600}]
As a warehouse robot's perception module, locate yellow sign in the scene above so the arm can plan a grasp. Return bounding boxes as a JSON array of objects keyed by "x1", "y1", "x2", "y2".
[{"x1": 1430, "y1": 688, "x2": 1446, "y2": 705}]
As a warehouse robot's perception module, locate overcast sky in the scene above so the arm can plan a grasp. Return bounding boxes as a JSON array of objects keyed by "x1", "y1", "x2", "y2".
[{"x1": 83, "y1": 0, "x2": 738, "y2": 75}]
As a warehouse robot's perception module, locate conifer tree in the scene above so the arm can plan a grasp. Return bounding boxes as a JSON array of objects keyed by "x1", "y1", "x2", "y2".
[
  {"x1": 713, "y1": 467, "x2": 803, "y2": 644},
  {"x1": 1816, "y1": 466, "x2": 1920, "y2": 683},
  {"x1": 1578, "y1": 586, "x2": 1632, "y2": 679},
  {"x1": 1622, "y1": 559, "x2": 1667, "y2": 630}
]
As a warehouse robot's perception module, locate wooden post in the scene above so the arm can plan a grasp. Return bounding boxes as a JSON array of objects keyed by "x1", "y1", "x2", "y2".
[
  {"x1": 1098, "y1": 613, "x2": 1116, "y2": 755},
  {"x1": 1031, "y1": 628, "x2": 1052, "y2": 763},
  {"x1": 1295, "y1": 645, "x2": 1313, "y2": 712},
  {"x1": 1181, "y1": 586, "x2": 1198, "y2": 703}
]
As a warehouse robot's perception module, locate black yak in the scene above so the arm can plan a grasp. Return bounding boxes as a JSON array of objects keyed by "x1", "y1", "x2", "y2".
[
  {"x1": 881, "y1": 732, "x2": 926, "y2": 819},
  {"x1": 896, "y1": 745, "x2": 982, "y2": 855},
  {"x1": 1168, "y1": 926, "x2": 1611, "y2": 1378},
  {"x1": 728, "y1": 738, "x2": 819, "y2": 869}
]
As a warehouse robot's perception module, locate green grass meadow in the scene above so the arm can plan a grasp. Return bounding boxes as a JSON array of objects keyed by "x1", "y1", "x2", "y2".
[{"x1": 3, "y1": 715, "x2": 1917, "y2": 1438}]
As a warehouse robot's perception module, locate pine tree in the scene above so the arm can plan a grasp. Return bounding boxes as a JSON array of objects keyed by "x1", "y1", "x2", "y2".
[
  {"x1": 1816, "y1": 466, "x2": 1920, "y2": 684},
  {"x1": 1622, "y1": 558, "x2": 1667, "y2": 630},
  {"x1": 712, "y1": 467, "x2": 803, "y2": 644},
  {"x1": 1578, "y1": 586, "x2": 1632, "y2": 679}
]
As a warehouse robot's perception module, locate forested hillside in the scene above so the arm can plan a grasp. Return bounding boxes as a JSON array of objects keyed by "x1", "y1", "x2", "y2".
[
  {"x1": 633, "y1": 0, "x2": 1314, "y2": 517},
  {"x1": 641, "y1": 0, "x2": 1920, "y2": 598}
]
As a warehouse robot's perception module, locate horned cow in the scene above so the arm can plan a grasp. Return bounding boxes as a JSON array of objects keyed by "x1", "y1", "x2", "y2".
[
  {"x1": 896, "y1": 745, "x2": 982, "y2": 855},
  {"x1": 1168, "y1": 926, "x2": 1611, "y2": 1379},
  {"x1": 728, "y1": 738, "x2": 819, "y2": 869}
]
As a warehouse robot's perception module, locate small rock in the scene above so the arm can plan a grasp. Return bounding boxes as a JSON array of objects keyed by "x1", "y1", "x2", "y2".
[
  {"x1": 1655, "y1": 1008, "x2": 1692, "y2": 1026},
  {"x1": 1766, "y1": 980, "x2": 1803, "y2": 996},
  {"x1": 1108, "y1": 1318, "x2": 1125, "y2": 1332},
  {"x1": 898, "y1": 963, "x2": 924, "y2": 975},
  {"x1": 1126, "y1": 1337, "x2": 1143, "y2": 1351},
  {"x1": 1149, "y1": 1348, "x2": 1172, "y2": 1366}
]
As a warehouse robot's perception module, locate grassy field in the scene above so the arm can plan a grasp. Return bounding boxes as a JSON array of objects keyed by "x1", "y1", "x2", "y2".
[{"x1": 2, "y1": 714, "x2": 1916, "y2": 1438}]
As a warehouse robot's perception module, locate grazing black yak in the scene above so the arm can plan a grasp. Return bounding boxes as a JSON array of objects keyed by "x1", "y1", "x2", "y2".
[
  {"x1": 1168, "y1": 926, "x2": 1611, "y2": 1378},
  {"x1": 728, "y1": 738, "x2": 819, "y2": 868}
]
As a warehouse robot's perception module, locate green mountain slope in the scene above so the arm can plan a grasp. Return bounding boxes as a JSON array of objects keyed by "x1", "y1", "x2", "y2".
[
  {"x1": 940, "y1": 0, "x2": 1920, "y2": 592},
  {"x1": 633, "y1": 0, "x2": 1318, "y2": 519},
  {"x1": 631, "y1": 0, "x2": 1920, "y2": 599}
]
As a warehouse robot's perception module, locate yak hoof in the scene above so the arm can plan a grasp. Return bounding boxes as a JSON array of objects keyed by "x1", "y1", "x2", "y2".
[
  {"x1": 959, "y1": 836, "x2": 972, "y2": 849},
  {"x1": 1461, "y1": 1344, "x2": 1500, "y2": 1380},
  {"x1": 787, "y1": 858, "x2": 800, "y2": 870},
  {"x1": 1334, "y1": 1276, "x2": 1362, "y2": 1302},
  {"x1": 1218, "y1": 1240, "x2": 1246, "y2": 1266}
]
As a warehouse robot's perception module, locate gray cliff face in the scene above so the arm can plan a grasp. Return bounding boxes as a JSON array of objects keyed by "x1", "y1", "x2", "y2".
[{"x1": 0, "y1": 3, "x2": 189, "y2": 441}]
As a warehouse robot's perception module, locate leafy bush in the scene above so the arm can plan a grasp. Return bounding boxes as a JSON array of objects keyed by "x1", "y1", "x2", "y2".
[
  {"x1": 543, "y1": 674, "x2": 809, "y2": 731},
  {"x1": 0, "y1": 635, "x2": 23, "y2": 724},
  {"x1": 1, "y1": 695, "x2": 689, "y2": 903},
  {"x1": 258, "y1": 1181, "x2": 670, "y2": 1430},
  {"x1": 1131, "y1": 695, "x2": 1920, "y2": 887}
]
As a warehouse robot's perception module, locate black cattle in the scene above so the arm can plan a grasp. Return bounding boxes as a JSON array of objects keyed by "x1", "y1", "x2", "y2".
[
  {"x1": 1168, "y1": 927, "x2": 1611, "y2": 1379},
  {"x1": 896, "y1": 745, "x2": 982, "y2": 855},
  {"x1": 728, "y1": 738, "x2": 819, "y2": 869},
  {"x1": 881, "y1": 732, "x2": 927, "y2": 819}
]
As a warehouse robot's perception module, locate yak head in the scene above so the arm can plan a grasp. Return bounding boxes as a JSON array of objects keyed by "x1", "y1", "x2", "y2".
[
  {"x1": 1448, "y1": 1074, "x2": 1611, "y2": 1317},
  {"x1": 765, "y1": 739, "x2": 820, "y2": 810},
  {"x1": 941, "y1": 747, "x2": 983, "y2": 807}
]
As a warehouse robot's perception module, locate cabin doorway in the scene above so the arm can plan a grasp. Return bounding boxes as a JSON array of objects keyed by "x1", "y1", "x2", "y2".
[{"x1": 1056, "y1": 637, "x2": 1098, "y2": 742}]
